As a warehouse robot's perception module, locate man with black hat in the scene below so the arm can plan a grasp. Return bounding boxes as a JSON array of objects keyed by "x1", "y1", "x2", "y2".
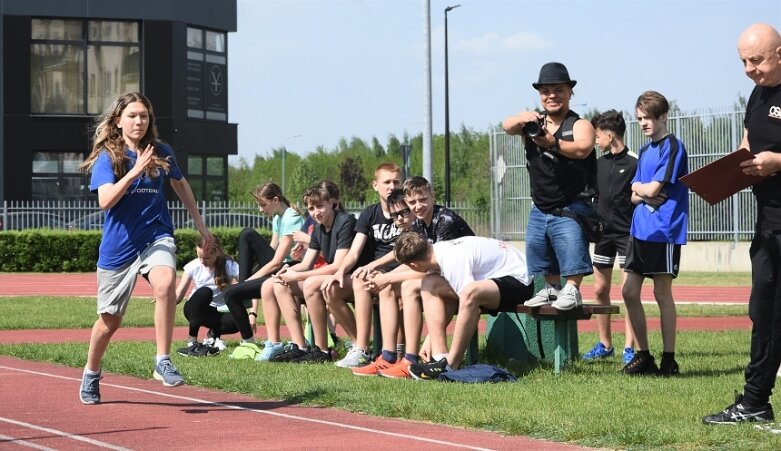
[{"x1": 502, "y1": 62, "x2": 596, "y2": 311}]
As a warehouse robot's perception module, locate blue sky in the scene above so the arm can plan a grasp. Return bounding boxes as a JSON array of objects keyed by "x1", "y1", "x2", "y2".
[{"x1": 227, "y1": 0, "x2": 781, "y2": 162}]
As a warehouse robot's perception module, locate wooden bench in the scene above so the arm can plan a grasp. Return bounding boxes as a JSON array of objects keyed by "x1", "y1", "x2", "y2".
[{"x1": 467, "y1": 303, "x2": 620, "y2": 374}]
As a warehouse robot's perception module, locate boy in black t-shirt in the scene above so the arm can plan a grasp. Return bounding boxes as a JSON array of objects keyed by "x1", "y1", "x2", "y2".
[{"x1": 322, "y1": 163, "x2": 403, "y2": 370}]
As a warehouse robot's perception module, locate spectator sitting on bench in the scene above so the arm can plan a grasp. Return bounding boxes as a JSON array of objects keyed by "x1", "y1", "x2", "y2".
[{"x1": 393, "y1": 232, "x2": 533, "y2": 381}]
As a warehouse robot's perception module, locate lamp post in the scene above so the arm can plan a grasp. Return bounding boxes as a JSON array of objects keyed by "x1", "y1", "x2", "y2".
[
  {"x1": 281, "y1": 134, "x2": 301, "y2": 193},
  {"x1": 444, "y1": 4, "x2": 460, "y2": 207}
]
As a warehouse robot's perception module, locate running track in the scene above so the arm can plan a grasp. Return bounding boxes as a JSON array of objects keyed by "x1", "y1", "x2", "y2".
[{"x1": 0, "y1": 273, "x2": 753, "y2": 450}]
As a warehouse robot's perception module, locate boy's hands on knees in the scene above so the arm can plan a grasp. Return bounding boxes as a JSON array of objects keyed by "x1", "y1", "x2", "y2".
[{"x1": 321, "y1": 272, "x2": 345, "y2": 290}]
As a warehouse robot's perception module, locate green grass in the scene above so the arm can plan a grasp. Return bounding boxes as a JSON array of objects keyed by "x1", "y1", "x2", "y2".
[
  {"x1": 583, "y1": 271, "x2": 752, "y2": 287},
  {"x1": 0, "y1": 296, "x2": 749, "y2": 331},
  {"x1": 2, "y1": 330, "x2": 778, "y2": 450}
]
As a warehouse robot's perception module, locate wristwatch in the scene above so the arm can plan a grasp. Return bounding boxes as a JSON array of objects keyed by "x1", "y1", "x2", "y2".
[
  {"x1": 248, "y1": 312, "x2": 257, "y2": 318},
  {"x1": 550, "y1": 137, "x2": 560, "y2": 153}
]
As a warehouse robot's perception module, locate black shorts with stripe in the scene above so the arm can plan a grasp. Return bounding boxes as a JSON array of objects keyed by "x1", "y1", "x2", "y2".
[{"x1": 624, "y1": 236, "x2": 681, "y2": 278}]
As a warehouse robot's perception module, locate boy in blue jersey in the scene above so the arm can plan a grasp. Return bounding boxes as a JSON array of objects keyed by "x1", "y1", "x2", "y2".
[{"x1": 621, "y1": 91, "x2": 689, "y2": 377}]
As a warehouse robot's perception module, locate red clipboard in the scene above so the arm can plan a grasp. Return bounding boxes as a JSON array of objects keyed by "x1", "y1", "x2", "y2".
[{"x1": 680, "y1": 148, "x2": 767, "y2": 205}]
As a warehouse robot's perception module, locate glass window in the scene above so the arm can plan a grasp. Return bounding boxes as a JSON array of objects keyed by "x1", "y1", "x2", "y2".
[
  {"x1": 187, "y1": 27, "x2": 203, "y2": 49},
  {"x1": 188, "y1": 156, "x2": 203, "y2": 175},
  {"x1": 32, "y1": 152, "x2": 89, "y2": 199},
  {"x1": 189, "y1": 178, "x2": 204, "y2": 201},
  {"x1": 87, "y1": 45, "x2": 140, "y2": 113},
  {"x1": 88, "y1": 21, "x2": 138, "y2": 42},
  {"x1": 30, "y1": 44, "x2": 84, "y2": 114},
  {"x1": 206, "y1": 179, "x2": 226, "y2": 201},
  {"x1": 31, "y1": 19, "x2": 81, "y2": 40},
  {"x1": 206, "y1": 157, "x2": 224, "y2": 176},
  {"x1": 205, "y1": 31, "x2": 226, "y2": 53}
]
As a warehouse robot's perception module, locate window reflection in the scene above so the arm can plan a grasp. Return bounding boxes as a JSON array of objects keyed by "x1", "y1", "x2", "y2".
[
  {"x1": 31, "y1": 19, "x2": 81, "y2": 40},
  {"x1": 30, "y1": 44, "x2": 84, "y2": 114},
  {"x1": 87, "y1": 45, "x2": 140, "y2": 113},
  {"x1": 205, "y1": 30, "x2": 225, "y2": 52}
]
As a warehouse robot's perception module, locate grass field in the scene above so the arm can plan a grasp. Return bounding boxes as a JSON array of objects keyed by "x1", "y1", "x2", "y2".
[{"x1": 0, "y1": 291, "x2": 775, "y2": 450}]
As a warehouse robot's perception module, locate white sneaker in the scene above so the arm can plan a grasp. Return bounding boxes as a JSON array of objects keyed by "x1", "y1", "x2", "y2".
[
  {"x1": 524, "y1": 282, "x2": 561, "y2": 307},
  {"x1": 551, "y1": 284, "x2": 582, "y2": 311},
  {"x1": 335, "y1": 346, "x2": 371, "y2": 368},
  {"x1": 203, "y1": 337, "x2": 228, "y2": 351}
]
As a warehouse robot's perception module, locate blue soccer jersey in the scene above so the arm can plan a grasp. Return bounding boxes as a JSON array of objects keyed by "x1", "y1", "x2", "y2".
[{"x1": 630, "y1": 134, "x2": 689, "y2": 244}]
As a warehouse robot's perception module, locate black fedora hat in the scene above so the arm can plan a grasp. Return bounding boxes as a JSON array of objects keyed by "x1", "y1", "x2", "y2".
[{"x1": 532, "y1": 62, "x2": 577, "y2": 89}]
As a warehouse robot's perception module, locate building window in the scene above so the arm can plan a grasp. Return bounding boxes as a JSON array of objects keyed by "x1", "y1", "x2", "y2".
[
  {"x1": 32, "y1": 152, "x2": 89, "y2": 200},
  {"x1": 188, "y1": 154, "x2": 226, "y2": 201},
  {"x1": 186, "y1": 26, "x2": 227, "y2": 121},
  {"x1": 31, "y1": 18, "x2": 140, "y2": 115}
]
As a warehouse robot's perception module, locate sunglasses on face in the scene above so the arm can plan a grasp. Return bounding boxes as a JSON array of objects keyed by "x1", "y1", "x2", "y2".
[{"x1": 390, "y1": 207, "x2": 411, "y2": 219}]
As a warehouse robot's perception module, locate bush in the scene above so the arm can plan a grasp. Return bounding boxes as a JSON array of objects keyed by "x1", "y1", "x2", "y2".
[{"x1": 0, "y1": 228, "x2": 270, "y2": 272}]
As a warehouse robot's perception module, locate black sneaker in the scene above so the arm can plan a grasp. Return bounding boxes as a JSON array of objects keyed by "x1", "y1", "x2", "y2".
[
  {"x1": 622, "y1": 353, "x2": 659, "y2": 375},
  {"x1": 187, "y1": 343, "x2": 220, "y2": 357},
  {"x1": 269, "y1": 343, "x2": 308, "y2": 362},
  {"x1": 409, "y1": 357, "x2": 449, "y2": 381},
  {"x1": 658, "y1": 358, "x2": 680, "y2": 377},
  {"x1": 290, "y1": 346, "x2": 332, "y2": 364},
  {"x1": 703, "y1": 393, "x2": 774, "y2": 424},
  {"x1": 176, "y1": 342, "x2": 196, "y2": 357}
]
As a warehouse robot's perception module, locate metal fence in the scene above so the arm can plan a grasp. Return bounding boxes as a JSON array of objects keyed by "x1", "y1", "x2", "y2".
[
  {"x1": 491, "y1": 108, "x2": 756, "y2": 242},
  {"x1": 1, "y1": 199, "x2": 492, "y2": 236}
]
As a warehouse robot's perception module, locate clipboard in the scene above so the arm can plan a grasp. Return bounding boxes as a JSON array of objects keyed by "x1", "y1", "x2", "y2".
[{"x1": 680, "y1": 148, "x2": 767, "y2": 205}]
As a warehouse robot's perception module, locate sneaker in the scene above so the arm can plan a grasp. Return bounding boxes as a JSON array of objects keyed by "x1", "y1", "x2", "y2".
[
  {"x1": 153, "y1": 358, "x2": 185, "y2": 387},
  {"x1": 551, "y1": 284, "x2": 582, "y2": 311},
  {"x1": 79, "y1": 370, "x2": 102, "y2": 405},
  {"x1": 703, "y1": 393, "x2": 774, "y2": 424},
  {"x1": 582, "y1": 342, "x2": 614, "y2": 360},
  {"x1": 409, "y1": 357, "x2": 449, "y2": 381},
  {"x1": 524, "y1": 282, "x2": 560, "y2": 307},
  {"x1": 335, "y1": 346, "x2": 371, "y2": 368},
  {"x1": 176, "y1": 341, "x2": 196, "y2": 357},
  {"x1": 204, "y1": 336, "x2": 228, "y2": 352},
  {"x1": 187, "y1": 343, "x2": 220, "y2": 357},
  {"x1": 269, "y1": 343, "x2": 308, "y2": 362},
  {"x1": 256, "y1": 340, "x2": 285, "y2": 362},
  {"x1": 378, "y1": 358, "x2": 414, "y2": 379},
  {"x1": 352, "y1": 355, "x2": 395, "y2": 376},
  {"x1": 658, "y1": 358, "x2": 680, "y2": 377},
  {"x1": 623, "y1": 347, "x2": 635, "y2": 365},
  {"x1": 621, "y1": 353, "x2": 659, "y2": 376},
  {"x1": 290, "y1": 346, "x2": 332, "y2": 364},
  {"x1": 229, "y1": 342, "x2": 261, "y2": 360}
]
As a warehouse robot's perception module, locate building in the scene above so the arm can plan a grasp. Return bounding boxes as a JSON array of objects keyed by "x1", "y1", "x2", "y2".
[{"x1": 1, "y1": 0, "x2": 238, "y2": 202}]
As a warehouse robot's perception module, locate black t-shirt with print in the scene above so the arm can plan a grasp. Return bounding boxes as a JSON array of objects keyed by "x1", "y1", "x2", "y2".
[
  {"x1": 411, "y1": 205, "x2": 475, "y2": 242},
  {"x1": 745, "y1": 83, "x2": 781, "y2": 230},
  {"x1": 356, "y1": 203, "x2": 401, "y2": 270},
  {"x1": 309, "y1": 210, "x2": 356, "y2": 265}
]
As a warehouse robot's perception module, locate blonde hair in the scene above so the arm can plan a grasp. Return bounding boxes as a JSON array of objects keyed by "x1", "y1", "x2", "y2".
[{"x1": 79, "y1": 92, "x2": 171, "y2": 178}]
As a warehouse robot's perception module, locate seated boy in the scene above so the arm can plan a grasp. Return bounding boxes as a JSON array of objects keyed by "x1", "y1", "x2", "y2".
[{"x1": 393, "y1": 232, "x2": 533, "y2": 380}]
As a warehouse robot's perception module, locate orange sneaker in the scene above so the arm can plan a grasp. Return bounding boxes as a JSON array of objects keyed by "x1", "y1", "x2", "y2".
[
  {"x1": 351, "y1": 356, "x2": 394, "y2": 377},
  {"x1": 378, "y1": 358, "x2": 413, "y2": 379}
]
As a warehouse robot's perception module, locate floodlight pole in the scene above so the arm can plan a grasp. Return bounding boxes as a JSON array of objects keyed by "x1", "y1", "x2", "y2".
[{"x1": 444, "y1": 4, "x2": 460, "y2": 207}]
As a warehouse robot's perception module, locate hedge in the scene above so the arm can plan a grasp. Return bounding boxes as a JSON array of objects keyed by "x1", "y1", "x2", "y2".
[{"x1": 0, "y1": 228, "x2": 272, "y2": 272}]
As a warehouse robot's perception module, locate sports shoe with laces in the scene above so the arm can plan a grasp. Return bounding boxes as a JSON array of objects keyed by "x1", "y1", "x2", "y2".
[
  {"x1": 336, "y1": 345, "x2": 371, "y2": 368},
  {"x1": 623, "y1": 347, "x2": 635, "y2": 365},
  {"x1": 79, "y1": 370, "x2": 102, "y2": 405},
  {"x1": 204, "y1": 336, "x2": 228, "y2": 351},
  {"x1": 582, "y1": 342, "x2": 614, "y2": 360},
  {"x1": 176, "y1": 341, "x2": 196, "y2": 357},
  {"x1": 378, "y1": 358, "x2": 414, "y2": 379},
  {"x1": 658, "y1": 357, "x2": 680, "y2": 377},
  {"x1": 524, "y1": 282, "x2": 560, "y2": 307},
  {"x1": 229, "y1": 342, "x2": 261, "y2": 360},
  {"x1": 703, "y1": 393, "x2": 774, "y2": 424},
  {"x1": 352, "y1": 355, "x2": 395, "y2": 376},
  {"x1": 269, "y1": 343, "x2": 308, "y2": 362},
  {"x1": 290, "y1": 346, "x2": 332, "y2": 363},
  {"x1": 256, "y1": 340, "x2": 285, "y2": 362},
  {"x1": 551, "y1": 284, "x2": 582, "y2": 311},
  {"x1": 153, "y1": 358, "x2": 185, "y2": 387},
  {"x1": 186, "y1": 343, "x2": 220, "y2": 357},
  {"x1": 409, "y1": 357, "x2": 449, "y2": 381},
  {"x1": 621, "y1": 353, "x2": 659, "y2": 376}
]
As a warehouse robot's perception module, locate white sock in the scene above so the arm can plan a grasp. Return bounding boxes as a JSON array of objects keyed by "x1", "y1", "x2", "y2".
[
  {"x1": 155, "y1": 355, "x2": 170, "y2": 365},
  {"x1": 433, "y1": 353, "x2": 448, "y2": 362},
  {"x1": 84, "y1": 367, "x2": 100, "y2": 376}
]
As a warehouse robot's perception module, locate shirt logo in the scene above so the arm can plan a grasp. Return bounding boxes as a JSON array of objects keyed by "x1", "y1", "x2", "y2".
[
  {"x1": 769, "y1": 105, "x2": 781, "y2": 120},
  {"x1": 619, "y1": 169, "x2": 626, "y2": 173}
]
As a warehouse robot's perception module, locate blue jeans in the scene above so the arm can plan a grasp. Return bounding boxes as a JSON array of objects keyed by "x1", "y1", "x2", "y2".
[{"x1": 526, "y1": 201, "x2": 593, "y2": 278}]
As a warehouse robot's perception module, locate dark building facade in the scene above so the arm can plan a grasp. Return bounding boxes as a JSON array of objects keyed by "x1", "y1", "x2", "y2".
[{"x1": 1, "y1": 0, "x2": 238, "y2": 202}]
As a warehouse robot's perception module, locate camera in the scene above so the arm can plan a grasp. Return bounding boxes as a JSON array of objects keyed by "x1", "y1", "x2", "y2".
[{"x1": 522, "y1": 113, "x2": 547, "y2": 137}]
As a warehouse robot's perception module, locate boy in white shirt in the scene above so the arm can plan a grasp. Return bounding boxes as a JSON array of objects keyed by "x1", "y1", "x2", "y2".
[{"x1": 393, "y1": 232, "x2": 534, "y2": 380}]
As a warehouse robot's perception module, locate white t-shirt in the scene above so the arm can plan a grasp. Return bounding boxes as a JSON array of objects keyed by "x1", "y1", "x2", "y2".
[
  {"x1": 182, "y1": 258, "x2": 240, "y2": 309},
  {"x1": 433, "y1": 236, "x2": 531, "y2": 296}
]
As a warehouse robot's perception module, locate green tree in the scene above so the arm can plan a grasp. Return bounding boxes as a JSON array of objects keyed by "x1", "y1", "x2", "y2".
[{"x1": 339, "y1": 156, "x2": 369, "y2": 203}]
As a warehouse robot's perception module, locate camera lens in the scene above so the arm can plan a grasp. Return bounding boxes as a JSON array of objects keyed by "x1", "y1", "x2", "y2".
[{"x1": 522, "y1": 120, "x2": 543, "y2": 137}]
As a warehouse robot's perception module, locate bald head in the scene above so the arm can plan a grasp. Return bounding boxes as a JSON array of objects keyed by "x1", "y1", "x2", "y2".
[{"x1": 738, "y1": 23, "x2": 781, "y2": 87}]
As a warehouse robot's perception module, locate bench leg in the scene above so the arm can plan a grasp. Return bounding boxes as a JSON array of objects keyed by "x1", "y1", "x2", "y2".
[
  {"x1": 553, "y1": 320, "x2": 568, "y2": 375},
  {"x1": 466, "y1": 329, "x2": 479, "y2": 365}
]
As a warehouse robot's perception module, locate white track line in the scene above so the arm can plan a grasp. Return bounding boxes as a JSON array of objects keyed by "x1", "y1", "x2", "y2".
[
  {"x1": 0, "y1": 418, "x2": 131, "y2": 450},
  {"x1": 0, "y1": 364, "x2": 495, "y2": 451},
  {"x1": 0, "y1": 433, "x2": 57, "y2": 450}
]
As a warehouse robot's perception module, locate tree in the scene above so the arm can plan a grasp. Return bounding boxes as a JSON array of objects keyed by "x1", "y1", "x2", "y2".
[{"x1": 339, "y1": 156, "x2": 369, "y2": 203}]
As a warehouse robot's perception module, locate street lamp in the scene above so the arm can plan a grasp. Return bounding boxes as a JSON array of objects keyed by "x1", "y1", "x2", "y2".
[
  {"x1": 444, "y1": 4, "x2": 460, "y2": 207},
  {"x1": 281, "y1": 134, "x2": 301, "y2": 194}
]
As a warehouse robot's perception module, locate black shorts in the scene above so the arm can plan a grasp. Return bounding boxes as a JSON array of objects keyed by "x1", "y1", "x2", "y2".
[
  {"x1": 484, "y1": 276, "x2": 534, "y2": 316},
  {"x1": 624, "y1": 237, "x2": 681, "y2": 278},
  {"x1": 593, "y1": 233, "x2": 630, "y2": 269}
]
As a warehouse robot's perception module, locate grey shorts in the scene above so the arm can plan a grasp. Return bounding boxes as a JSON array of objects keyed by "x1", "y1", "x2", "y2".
[{"x1": 96, "y1": 237, "x2": 177, "y2": 316}]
